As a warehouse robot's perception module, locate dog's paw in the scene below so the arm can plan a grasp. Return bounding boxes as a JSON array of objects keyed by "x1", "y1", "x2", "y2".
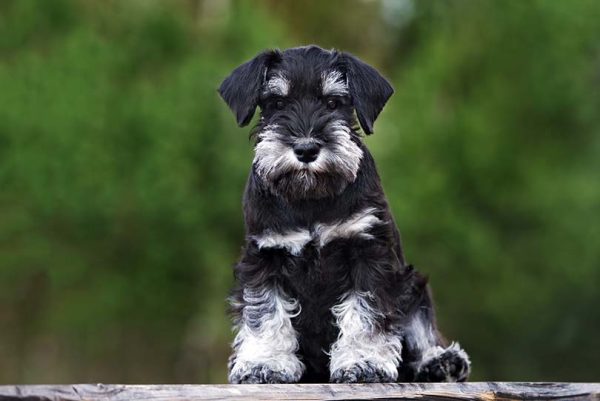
[
  {"x1": 229, "y1": 364, "x2": 300, "y2": 384},
  {"x1": 330, "y1": 361, "x2": 396, "y2": 383},
  {"x1": 416, "y1": 343, "x2": 471, "y2": 382}
]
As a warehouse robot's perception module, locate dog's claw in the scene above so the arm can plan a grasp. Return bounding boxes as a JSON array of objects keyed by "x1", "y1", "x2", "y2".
[
  {"x1": 331, "y1": 361, "x2": 395, "y2": 383},
  {"x1": 230, "y1": 364, "x2": 299, "y2": 384}
]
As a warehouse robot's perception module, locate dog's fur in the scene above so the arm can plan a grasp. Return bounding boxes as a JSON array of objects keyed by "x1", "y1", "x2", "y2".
[{"x1": 218, "y1": 45, "x2": 471, "y2": 384}]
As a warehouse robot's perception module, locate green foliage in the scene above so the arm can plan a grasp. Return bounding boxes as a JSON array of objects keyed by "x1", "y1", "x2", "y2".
[{"x1": 0, "y1": 0, "x2": 598, "y2": 383}]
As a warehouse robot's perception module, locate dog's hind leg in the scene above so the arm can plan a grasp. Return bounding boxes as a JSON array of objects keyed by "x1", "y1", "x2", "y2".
[{"x1": 401, "y1": 289, "x2": 471, "y2": 382}]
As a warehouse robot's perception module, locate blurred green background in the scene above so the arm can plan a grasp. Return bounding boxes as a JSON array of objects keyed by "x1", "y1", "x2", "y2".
[{"x1": 1, "y1": 0, "x2": 599, "y2": 384}]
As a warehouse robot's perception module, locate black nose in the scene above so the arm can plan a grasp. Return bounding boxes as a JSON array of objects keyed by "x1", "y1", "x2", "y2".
[{"x1": 294, "y1": 143, "x2": 320, "y2": 163}]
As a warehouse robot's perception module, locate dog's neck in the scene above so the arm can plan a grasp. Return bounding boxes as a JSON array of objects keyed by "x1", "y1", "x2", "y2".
[{"x1": 244, "y1": 147, "x2": 388, "y2": 233}]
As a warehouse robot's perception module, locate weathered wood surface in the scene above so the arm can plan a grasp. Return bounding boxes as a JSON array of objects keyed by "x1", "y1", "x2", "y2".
[{"x1": 0, "y1": 382, "x2": 599, "y2": 401}]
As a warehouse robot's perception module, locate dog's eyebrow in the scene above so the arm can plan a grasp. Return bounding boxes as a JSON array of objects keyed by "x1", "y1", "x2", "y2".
[
  {"x1": 263, "y1": 73, "x2": 290, "y2": 97},
  {"x1": 322, "y1": 70, "x2": 348, "y2": 96}
]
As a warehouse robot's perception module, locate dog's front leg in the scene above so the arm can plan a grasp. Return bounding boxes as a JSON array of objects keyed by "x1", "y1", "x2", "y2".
[
  {"x1": 228, "y1": 241, "x2": 305, "y2": 384},
  {"x1": 228, "y1": 285, "x2": 304, "y2": 383},
  {"x1": 329, "y1": 291, "x2": 403, "y2": 383},
  {"x1": 318, "y1": 210, "x2": 404, "y2": 383},
  {"x1": 228, "y1": 284, "x2": 304, "y2": 384}
]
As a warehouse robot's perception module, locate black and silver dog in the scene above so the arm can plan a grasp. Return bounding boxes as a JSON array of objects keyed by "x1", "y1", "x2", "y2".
[{"x1": 218, "y1": 45, "x2": 471, "y2": 384}]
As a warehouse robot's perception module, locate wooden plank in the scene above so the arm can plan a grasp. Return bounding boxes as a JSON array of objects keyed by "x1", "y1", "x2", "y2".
[{"x1": 0, "y1": 382, "x2": 599, "y2": 401}]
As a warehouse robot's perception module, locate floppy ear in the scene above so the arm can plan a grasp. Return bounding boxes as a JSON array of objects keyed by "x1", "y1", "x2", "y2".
[
  {"x1": 218, "y1": 50, "x2": 279, "y2": 127},
  {"x1": 343, "y1": 53, "x2": 394, "y2": 135}
]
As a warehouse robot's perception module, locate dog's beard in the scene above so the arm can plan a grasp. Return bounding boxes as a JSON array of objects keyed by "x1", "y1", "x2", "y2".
[{"x1": 253, "y1": 122, "x2": 363, "y2": 200}]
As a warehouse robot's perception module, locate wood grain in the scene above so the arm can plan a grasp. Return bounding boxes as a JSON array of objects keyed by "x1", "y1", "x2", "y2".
[{"x1": 1, "y1": 382, "x2": 599, "y2": 401}]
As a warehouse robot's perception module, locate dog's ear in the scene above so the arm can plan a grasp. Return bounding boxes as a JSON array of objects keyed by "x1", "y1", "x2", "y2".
[
  {"x1": 218, "y1": 50, "x2": 280, "y2": 127},
  {"x1": 343, "y1": 53, "x2": 394, "y2": 135}
]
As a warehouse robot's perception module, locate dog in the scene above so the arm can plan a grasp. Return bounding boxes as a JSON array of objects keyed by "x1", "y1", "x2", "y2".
[{"x1": 218, "y1": 45, "x2": 471, "y2": 384}]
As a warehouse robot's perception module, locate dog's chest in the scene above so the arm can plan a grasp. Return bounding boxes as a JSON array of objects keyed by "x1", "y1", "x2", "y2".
[
  {"x1": 285, "y1": 241, "x2": 345, "y2": 306},
  {"x1": 252, "y1": 206, "x2": 383, "y2": 324}
]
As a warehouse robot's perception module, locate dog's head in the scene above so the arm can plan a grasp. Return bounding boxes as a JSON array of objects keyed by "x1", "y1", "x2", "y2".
[{"x1": 219, "y1": 45, "x2": 393, "y2": 200}]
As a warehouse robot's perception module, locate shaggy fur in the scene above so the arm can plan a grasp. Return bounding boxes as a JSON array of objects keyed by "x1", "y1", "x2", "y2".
[{"x1": 219, "y1": 45, "x2": 471, "y2": 383}]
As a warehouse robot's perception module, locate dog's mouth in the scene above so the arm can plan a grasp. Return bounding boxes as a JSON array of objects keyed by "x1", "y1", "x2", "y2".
[{"x1": 268, "y1": 169, "x2": 349, "y2": 201}]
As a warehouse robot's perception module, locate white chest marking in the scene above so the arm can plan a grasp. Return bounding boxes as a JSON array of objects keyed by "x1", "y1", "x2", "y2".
[
  {"x1": 253, "y1": 229, "x2": 312, "y2": 256},
  {"x1": 315, "y1": 207, "x2": 381, "y2": 247},
  {"x1": 252, "y1": 208, "x2": 382, "y2": 254}
]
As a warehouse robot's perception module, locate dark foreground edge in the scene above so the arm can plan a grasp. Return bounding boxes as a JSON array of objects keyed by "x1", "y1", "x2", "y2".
[{"x1": 0, "y1": 382, "x2": 599, "y2": 401}]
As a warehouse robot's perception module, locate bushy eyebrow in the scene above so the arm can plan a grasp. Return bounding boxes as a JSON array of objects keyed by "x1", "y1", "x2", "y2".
[
  {"x1": 321, "y1": 70, "x2": 348, "y2": 96},
  {"x1": 263, "y1": 73, "x2": 290, "y2": 97}
]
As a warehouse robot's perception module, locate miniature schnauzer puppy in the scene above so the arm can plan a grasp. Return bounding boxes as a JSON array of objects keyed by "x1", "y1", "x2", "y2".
[{"x1": 218, "y1": 45, "x2": 471, "y2": 384}]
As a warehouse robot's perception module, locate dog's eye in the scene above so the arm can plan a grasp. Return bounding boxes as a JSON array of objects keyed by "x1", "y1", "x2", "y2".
[
  {"x1": 326, "y1": 99, "x2": 338, "y2": 110},
  {"x1": 275, "y1": 100, "x2": 285, "y2": 110}
]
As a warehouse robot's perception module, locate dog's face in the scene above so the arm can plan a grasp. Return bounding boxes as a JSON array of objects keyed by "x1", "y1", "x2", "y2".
[{"x1": 219, "y1": 46, "x2": 393, "y2": 201}]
